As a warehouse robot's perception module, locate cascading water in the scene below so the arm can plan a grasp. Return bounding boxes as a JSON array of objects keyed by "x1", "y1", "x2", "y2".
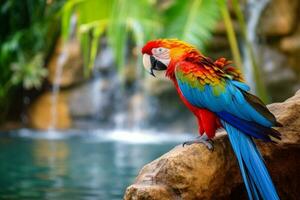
[
  {"x1": 243, "y1": 0, "x2": 270, "y2": 92},
  {"x1": 112, "y1": 79, "x2": 147, "y2": 130},
  {"x1": 48, "y1": 15, "x2": 76, "y2": 131},
  {"x1": 48, "y1": 44, "x2": 68, "y2": 131},
  {"x1": 86, "y1": 40, "x2": 149, "y2": 131}
]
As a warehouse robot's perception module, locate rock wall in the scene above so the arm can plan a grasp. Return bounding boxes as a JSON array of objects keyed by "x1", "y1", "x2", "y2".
[
  {"x1": 28, "y1": 92, "x2": 71, "y2": 130},
  {"x1": 207, "y1": 0, "x2": 300, "y2": 102},
  {"x1": 258, "y1": 0, "x2": 300, "y2": 101},
  {"x1": 124, "y1": 90, "x2": 300, "y2": 200},
  {"x1": 25, "y1": 0, "x2": 300, "y2": 130}
]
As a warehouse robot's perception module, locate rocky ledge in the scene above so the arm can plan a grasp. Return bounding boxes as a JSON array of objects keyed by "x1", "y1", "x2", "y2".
[{"x1": 124, "y1": 90, "x2": 300, "y2": 200}]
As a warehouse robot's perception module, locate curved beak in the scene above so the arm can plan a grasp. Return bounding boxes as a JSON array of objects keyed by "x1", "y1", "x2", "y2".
[{"x1": 143, "y1": 54, "x2": 167, "y2": 77}]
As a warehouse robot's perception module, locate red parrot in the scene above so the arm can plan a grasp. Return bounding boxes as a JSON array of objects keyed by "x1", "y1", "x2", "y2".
[{"x1": 142, "y1": 39, "x2": 281, "y2": 200}]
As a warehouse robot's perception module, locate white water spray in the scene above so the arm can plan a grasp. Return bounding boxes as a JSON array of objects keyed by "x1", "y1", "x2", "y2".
[
  {"x1": 49, "y1": 44, "x2": 68, "y2": 131},
  {"x1": 243, "y1": 0, "x2": 270, "y2": 92}
]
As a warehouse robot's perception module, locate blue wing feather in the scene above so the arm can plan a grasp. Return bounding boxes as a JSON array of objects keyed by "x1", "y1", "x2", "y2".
[{"x1": 177, "y1": 79, "x2": 273, "y2": 128}]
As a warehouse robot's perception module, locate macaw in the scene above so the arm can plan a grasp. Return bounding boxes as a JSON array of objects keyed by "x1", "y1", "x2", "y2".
[{"x1": 142, "y1": 39, "x2": 281, "y2": 200}]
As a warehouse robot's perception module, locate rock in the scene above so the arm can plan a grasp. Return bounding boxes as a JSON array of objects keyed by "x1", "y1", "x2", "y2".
[
  {"x1": 67, "y1": 73, "x2": 123, "y2": 127},
  {"x1": 47, "y1": 38, "x2": 83, "y2": 87},
  {"x1": 0, "y1": 121, "x2": 22, "y2": 131},
  {"x1": 280, "y1": 35, "x2": 300, "y2": 53},
  {"x1": 207, "y1": 35, "x2": 230, "y2": 51},
  {"x1": 28, "y1": 92, "x2": 71, "y2": 130},
  {"x1": 68, "y1": 79, "x2": 111, "y2": 118},
  {"x1": 279, "y1": 26, "x2": 300, "y2": 76},
  {"x1": 258, "y1": 0, "x2": 299, "y2": 36},
  {"x1": 124, "y1": 90, "x2": 300, "y2": 200},
  {"x1": 260, "y1": 46, "x2": 299, "y2": 102}
]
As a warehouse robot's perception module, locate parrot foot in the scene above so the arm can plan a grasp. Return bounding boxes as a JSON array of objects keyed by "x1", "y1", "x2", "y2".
[{"x1": 183, "y1": 135, "x2": 214, "y2": 151}]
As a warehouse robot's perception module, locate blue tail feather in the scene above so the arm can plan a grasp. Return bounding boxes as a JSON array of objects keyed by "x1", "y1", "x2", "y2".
[
  {"x1": 217, "y1": 111, "x2": 281, "y2": 141},
  {"x1": 222, "y1": 121, "x2": 280, "y2": 200}
]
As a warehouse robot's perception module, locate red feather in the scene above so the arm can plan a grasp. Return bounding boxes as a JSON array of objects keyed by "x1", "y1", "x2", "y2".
[{"x1": 173, "y1": 79, "x2": 221, "y2": 138}]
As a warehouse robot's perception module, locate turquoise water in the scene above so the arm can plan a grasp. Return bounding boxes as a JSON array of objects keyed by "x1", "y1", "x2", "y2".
[{"x1": 0, "y1": 129, "x2": 192, "y2": 199}]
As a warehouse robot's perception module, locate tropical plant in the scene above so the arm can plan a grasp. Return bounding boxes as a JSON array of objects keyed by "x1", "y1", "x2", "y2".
[
  {"x1": 217, "y1": 0, "x2": 268, "y2": 101},
  {"x1": 0, "y1": 0, "x2": 64, "y2": 120},
  {"x1": 61, "y1": 0, "x2": 221, "y2": 76},
  {"x1": 231, "y1": 0, "x2": 268, "y2": 101},
  {"x1": 163, "y1": 0, "x2": 220, "y2": 49}
]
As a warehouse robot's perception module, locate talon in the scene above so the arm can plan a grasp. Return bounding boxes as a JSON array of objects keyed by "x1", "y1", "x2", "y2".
[
  {"x1": 182, "y1": 135, "x2": 214, "y2": 151},
  {"x1": 206, "y1": 141, "x2": 214, "y2": 151},
  {"x1": 182, "y1": 141, "x2": 194, "y2": 147}
]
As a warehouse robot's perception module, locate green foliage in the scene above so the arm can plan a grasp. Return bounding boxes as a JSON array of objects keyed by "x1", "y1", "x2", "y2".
[
  {"x1": 231, "y1": 0, "x2": 268, "y2": 102},
  {"x1": 61, "y1": 0, "x2": 221, "y2": 75},
  {"x1": 164, "y1": 0, "x2": 220, "y2": 49},
  {"x1": 11, "y1": 54, "x2": 48, "y2": 89},
  {"x1": 0, "y1": 0, "x2": 64, "y2": 119},
  {"x1": 108, "y1": 0, "x2": 160, "y2": 73},
  {"x1": 217, "y1": 0, "x2": 242, "y2": 69}
]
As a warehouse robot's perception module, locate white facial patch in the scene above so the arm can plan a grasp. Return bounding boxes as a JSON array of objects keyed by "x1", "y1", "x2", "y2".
[
  {"x1": 143, "y1": 54, "x2": 151, "y2": 71},
  {"x1": 152, "y1": 47, "x2": 171, "y2": 67}
]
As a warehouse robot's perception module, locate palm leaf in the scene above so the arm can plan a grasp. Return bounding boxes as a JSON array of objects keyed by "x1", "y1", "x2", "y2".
[
  {"x1": 163, "y1": 0, "x2": 220, "y2": 50},
  {"x1": 108, "y1": 0, "x2": 159, "y2": 74}
]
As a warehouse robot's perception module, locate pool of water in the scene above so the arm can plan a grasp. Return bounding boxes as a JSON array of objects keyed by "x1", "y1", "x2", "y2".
[{"x1": 0, "y1": 129, "x2": 192, "y2": 199}]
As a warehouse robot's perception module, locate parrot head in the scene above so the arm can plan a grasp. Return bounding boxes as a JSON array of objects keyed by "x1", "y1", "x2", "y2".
[{"x1": 141, "y1": 39, "x2": 198, "y2": 77}]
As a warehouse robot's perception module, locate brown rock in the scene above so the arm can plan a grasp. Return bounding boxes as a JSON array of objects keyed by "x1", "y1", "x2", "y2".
[
  {"x1": 207, "y1": 35, "x2": 230, "y2": 51},
  {"x1": 28, "y1": 92, "x2": 71, "y2": 130},
  {"x1": 258, "y1": 0, "x2": 299, "y2": 36},
  {"x1": 47, "y1": 38, "x2": 83, "y2": 87},
  {"x1": 280, "y1": 27, "x2": 300, "y2": 53},
  {"x1": 278, "y1": 26, "x2": 300, "y2": 77},
  {"x1": 124, "y1": 90, "x2": 300, "y2": 200}
]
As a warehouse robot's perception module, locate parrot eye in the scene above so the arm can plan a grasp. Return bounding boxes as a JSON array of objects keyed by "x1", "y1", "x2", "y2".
[{"x1": 152, "y1": 47, "x2": 169, "y2": 56}]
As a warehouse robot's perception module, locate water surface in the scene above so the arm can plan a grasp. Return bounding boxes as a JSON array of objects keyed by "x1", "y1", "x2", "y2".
[{"x1": 0, "y1": 129, "x2": 192, "y2": 199}]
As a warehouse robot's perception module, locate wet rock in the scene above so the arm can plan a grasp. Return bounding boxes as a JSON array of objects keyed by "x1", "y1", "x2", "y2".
[
  {"x1": 47, "y1": 38, "x2": 83, "y2": 87},
  {"x1": 124, "y1": 90, "x2": 300, "y2": 200},
  {"x1": 28, "y1": 92, "x2": 71, "y2": 130},
  {"x1": 280, "y1": 30, "x2": 300, "y2": 53},
  {"x1": 279, "y1": 26, "x2": 300, "y2": 76},
  {"x1": 258, "y1": 0, "x2": 299, "y2": 36},
  {"x1": 68, "y1": 80, "x2": 110, "y2": 118},
  {"x1": 67, "y1": 74, "x2": 121, "y2": 128},
  {"x1": 261, "y1": 46, "x2": 299, "y2": 102},
  {"x1": 0, "y1": 121, "x2": 22, "y2": 131}
]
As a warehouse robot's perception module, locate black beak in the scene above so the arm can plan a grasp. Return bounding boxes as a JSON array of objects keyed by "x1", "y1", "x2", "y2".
[{"x1": 149, "y1": 55, "x2": 167, "y2": 77}]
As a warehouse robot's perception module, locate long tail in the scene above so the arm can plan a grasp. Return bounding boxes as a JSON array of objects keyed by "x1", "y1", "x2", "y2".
[{"x1": 222, "y1": 121, "x2": 280, "y2": 200}]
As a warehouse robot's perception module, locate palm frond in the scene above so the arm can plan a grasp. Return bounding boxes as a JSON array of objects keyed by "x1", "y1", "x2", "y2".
[
  {"x1": 163, "y1": 0, "x2": 220, "y2": 50},
  {"x1": 108, "y1": 0, "x2": 159, "y2": 73}
]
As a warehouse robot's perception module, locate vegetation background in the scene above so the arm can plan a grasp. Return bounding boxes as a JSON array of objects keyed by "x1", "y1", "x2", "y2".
[
  {"x1": 1, "y1": 0, "x2": 299, "y2": 130},
  {"x1": 0, "y1": 0, "x2": 299, "y2": 199}
]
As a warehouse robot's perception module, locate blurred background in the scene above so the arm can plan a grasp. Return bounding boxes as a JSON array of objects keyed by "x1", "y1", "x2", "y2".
[{"x1": 0, "y1": 0, "x2": 299, "y2": 199}]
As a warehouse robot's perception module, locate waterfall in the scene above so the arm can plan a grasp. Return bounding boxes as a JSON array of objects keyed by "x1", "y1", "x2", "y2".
[
  {"x1": 112, "y1": 80, "x2": 146, "y2": 130},
  {"x1": 48, "y1": 15, "x2": 76, "y2": 131},
  {"x1": 243, "y1": 0, "x2": 270, "y2": 92},
  {"x1": 87, "y1": 40, "x2": 148, "y2": 131},
  {"x1": 49, "y1": 44, "x2": 68, "y2": 130}
]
